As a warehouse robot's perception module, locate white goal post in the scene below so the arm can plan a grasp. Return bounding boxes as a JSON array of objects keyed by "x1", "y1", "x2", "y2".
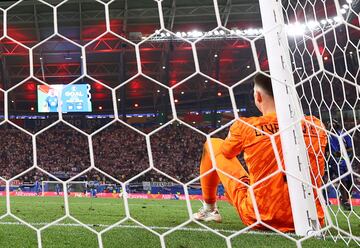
[
  {"x1": 258, "y1": 0, "x2": 320, "y2": 236},
  {"x1": 41, "y1": 181, "x2": 87, "y2": 195}
]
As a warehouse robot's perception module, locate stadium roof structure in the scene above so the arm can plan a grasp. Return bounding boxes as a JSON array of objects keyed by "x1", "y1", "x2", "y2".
[{"x1": 0, "y1": 0, "x2": 359, "y2": 118}]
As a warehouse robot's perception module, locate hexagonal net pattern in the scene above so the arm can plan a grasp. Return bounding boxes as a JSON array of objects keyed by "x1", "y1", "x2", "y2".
[{"x1": 0, "y1": 0, "x2": 358, "y2": 247}]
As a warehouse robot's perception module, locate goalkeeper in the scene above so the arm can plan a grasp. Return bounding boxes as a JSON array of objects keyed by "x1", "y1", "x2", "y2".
[{"x1": 193, "y1": 73, "x2": 327, "y2": 232}]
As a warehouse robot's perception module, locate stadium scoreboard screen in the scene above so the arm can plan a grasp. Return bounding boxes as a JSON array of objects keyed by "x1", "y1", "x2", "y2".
[{"x1": 37, "y1": 84, "x2": 92, "y2": 113}]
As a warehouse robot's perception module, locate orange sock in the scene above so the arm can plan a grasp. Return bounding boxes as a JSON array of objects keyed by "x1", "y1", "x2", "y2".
[{"x1": 200, "y1": 143, "x2": 220, "y2": 204}]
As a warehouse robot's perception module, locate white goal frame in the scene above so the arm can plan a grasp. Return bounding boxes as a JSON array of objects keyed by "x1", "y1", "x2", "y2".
[
  {"x1": 41, "y1": 181, "x2": 87, "y2": 195},
  {"x1": 259, "y1": 0, "x2": 320, "y2": 236}
]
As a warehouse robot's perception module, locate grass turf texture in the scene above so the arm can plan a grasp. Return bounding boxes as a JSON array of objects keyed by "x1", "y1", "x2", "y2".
[{"x1": 0, "y1": 196, "x2": 359, "y2": 248}]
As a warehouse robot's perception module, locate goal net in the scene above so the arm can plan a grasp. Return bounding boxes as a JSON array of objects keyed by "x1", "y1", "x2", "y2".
[
  {"x1": 0, "y1": 0, "x2": 358, "y2": 247},
  {"x1": 41, "y1": 181, "x2": 87, "y2": 195}
]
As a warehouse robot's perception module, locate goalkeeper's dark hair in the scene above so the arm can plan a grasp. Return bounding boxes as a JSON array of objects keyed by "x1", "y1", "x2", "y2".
[{"x1": 254, "y1": 72, "x2": 274, "y2": 97}]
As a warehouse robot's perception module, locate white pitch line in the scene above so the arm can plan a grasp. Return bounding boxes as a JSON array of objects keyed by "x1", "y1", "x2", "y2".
[
  {"x1": 0, "y1": 221, "x2": 286, "y2": 236},
  {"x1": 0, "y1": 221, "x2": 342, "y2": 240}
]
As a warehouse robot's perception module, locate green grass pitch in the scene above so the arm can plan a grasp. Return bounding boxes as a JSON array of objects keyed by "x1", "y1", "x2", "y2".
[{"x1": 0, "y1": 196, "x2": 359, "y2": 247}]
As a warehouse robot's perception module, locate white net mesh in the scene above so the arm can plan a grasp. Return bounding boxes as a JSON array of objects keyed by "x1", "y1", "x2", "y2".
[{"x1": 0, "y1": 0, "x2": 359, "y2": 247}]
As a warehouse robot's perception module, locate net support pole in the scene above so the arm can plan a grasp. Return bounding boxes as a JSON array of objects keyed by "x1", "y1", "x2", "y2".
[{"x1": 258, "y1": 0, "x2": 320, "y2": 236}]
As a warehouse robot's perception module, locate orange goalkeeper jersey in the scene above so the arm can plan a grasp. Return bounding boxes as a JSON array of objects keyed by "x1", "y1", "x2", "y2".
[{"x1": 221, "y1": 112, "x2": 327, "y2": 231}]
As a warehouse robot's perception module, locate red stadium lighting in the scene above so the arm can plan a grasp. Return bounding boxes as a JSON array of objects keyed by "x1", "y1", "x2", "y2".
[
  {"x1": 26, "y1": 82, "x2": 36, "y2": 91},
  {"x1": 134, "y1": 103, "x2": 139, "y2": 108},
  {"x1": 175, "y1": 99, "x2": 179, "y2": 103},
  {"x1": 98, "y1": 106, "x2": 103, "y2": 110},
  {"x1": 94, "y1": 83, "x2": 104, "y2": 90},
  {"x1": 324, "y1": 56, "x2": 329, "y2": 61},
  {"x1": 30, "y1": 107, "x2": 35, "y2": 111},
  {"x1": 217, "y1": 92, "x2": 222, "y2": 96}
]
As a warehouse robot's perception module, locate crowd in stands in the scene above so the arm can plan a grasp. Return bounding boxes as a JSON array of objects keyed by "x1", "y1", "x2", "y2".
[
  {"x1": 0, "y1": 122, "x2": 208, "y2": 183},
  {"x1": 149, "y1": 123, "x2": 206, "y2": 182},
  {"x1": 36, "y1": 123, "x2": 91, "y2": 177},
  {"x1": 0, "y1": 120, "x2": 359, "y2": 189},
  {"x1": 0, "y1": 125, "x2": 33, "y2": 180}
]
